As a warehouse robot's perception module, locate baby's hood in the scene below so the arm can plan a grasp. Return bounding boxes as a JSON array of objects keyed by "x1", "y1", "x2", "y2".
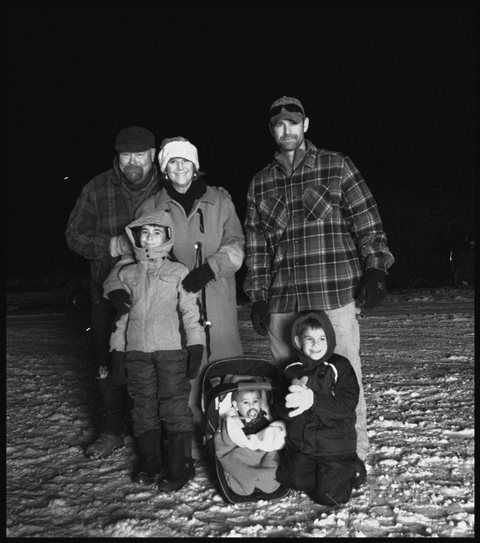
[
  {"x1": 125, "y1": 209, "x2": 174, "y2": 261},
  {"x1": 291, "y1": 310, "x2": 337, "y2": 367}
]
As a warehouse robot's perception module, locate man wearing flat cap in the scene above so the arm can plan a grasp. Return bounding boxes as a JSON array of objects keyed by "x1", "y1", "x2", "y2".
[
  {"x1": 244, "y1": 97, "x2": 395, "y2": 464},
  {"x1": 66, "y1": 126, "x2": 161, "y2": 458}
]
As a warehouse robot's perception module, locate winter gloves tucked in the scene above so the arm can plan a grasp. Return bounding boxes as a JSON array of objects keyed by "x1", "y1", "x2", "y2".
[
  {"x1": 187, "y1": 344, "x2": 204, "y2": 379},
  {"x1": 356, "y1": 268, "x2": 387, "y2": 310},
  {"x1": 182, "y1": 263, "x2": 215, "y2": 293},
  {"x1": 250, "y1": 300, "x2": 270, "y2": 336}
]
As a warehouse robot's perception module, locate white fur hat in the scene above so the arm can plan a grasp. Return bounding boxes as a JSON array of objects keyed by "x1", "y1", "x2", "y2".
[{"x1": 158, "y1": 138, "x2": 200, "y2": 173}]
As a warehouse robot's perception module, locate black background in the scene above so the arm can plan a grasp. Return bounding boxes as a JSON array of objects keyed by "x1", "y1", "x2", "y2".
[{"x1": 6, "y1": 3, "x2": 476, "y2": 290}]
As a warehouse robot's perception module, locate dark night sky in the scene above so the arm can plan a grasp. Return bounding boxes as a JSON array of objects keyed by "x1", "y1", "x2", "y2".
[{"x1": 5, "y1": 3, "x2": 476, "y2": 287}]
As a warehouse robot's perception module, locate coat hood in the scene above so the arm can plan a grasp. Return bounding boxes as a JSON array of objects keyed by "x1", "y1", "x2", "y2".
[
  {"x1": 291, "y1": 310, "x2": 337, "y2": 368},
  {"x1": 125, "y1": 210, "x2": 174, "y2": 261}
]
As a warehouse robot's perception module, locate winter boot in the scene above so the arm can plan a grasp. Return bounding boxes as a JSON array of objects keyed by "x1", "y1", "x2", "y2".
[
  {"x1": 85, "y1": 432, "x2": 124, "y2": 458},
  {"x1": 132, "y1": 429, "x2": 164, "y2": 485},
  {"x1": 352, "y1": 456, "x2": 367, "y2": 489},
  {"x1": 157, "y1": 432, "x2": 195, "y2": 492}
]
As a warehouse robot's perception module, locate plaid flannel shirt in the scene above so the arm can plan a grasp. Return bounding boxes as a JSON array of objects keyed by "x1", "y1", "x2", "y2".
[
  {"x1": 244, "y1": 141, "x2": 394, "y2": 312},
  {"x1": 65, "y1": 161, "x2": 161, "y2": 301}
]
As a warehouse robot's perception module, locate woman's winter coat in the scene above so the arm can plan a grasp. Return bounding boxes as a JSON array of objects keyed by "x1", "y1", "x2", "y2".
[{"x1": 134, "y1": 185, "x2": 245, "y2": 362}]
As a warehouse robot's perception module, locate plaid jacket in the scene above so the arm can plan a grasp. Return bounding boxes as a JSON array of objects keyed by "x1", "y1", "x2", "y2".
[
  {"x1": 244, "y1": 141, "x2": 394, "y2": 312},
  {"x1": 65, "y1": 160, "x2": 161, "y2": 302}
]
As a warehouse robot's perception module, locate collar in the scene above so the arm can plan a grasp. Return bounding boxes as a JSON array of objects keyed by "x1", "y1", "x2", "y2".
[
  {"x1": 270, "y1": 139, "x2": 319, "y2": 173},
  {"x1": 156, "y1": 184, "x2": 216, "y2": 207}
]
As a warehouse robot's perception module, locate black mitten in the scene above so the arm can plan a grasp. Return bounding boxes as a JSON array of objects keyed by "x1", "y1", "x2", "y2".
[
  {"x1": 182, "y1": 263, "x2": 215, "y2": 293},
  {"x1": 107, "y1": 289, "x2": 131, "y2": 315},
  {"x1": 356, "y1": 269, "x2": 387, "y2": 310},
  {"x1": 250, "y1": 300, "x2": 270, "y2": 336}
]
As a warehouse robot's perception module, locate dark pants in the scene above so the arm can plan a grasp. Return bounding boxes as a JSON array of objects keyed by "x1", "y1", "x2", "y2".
[
  {"x1": 91, "y1": 299, "x2": 129, "y2": 435},
  {"x1": 125, "y1": 349, "x2": 194, "y2": 436},
  {"x1": 277, "y1": 446, "x2": 357, "y2": 506}
]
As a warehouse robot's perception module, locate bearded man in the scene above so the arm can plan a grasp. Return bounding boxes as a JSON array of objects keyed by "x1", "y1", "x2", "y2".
[{"x1": 66, "y1": 126, "x2": 162, "y2": 458}]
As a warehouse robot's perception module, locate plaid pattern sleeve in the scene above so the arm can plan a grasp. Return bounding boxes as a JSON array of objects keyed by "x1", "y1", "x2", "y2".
[
  {"x1": 243, "y1": 144, "x2": 394, "y2": 312},
  {"x1": 65, "y1": 180, "x2": 113, "y2": 261},
  {"x1": 243, "y1": 179, "x2": 272, "y2": 303}
]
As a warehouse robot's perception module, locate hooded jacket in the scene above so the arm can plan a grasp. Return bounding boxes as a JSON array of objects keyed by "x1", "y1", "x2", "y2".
[
  {"x1": 283, "y1": 311, "x2": 359, "y2": 457},
  {"x1": 105, "y1": 210, "x2": 205, "y2": 352},
  {"x1": 106, "y1": 183, "x2": 245, "y2": 362}
]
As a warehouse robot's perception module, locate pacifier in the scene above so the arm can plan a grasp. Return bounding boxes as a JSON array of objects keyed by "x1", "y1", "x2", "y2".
[{"x1": 246, "y1": 408, "x2": 259, "y2": 420}]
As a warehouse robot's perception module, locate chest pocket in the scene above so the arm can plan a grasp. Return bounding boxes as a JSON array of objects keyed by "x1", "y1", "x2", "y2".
[
  {"x1": 303, "y1": 185, "x2": 333, "y2": 221},
  {"x1": 258, "y1": 195, "x2": 288, "y2": 233}
]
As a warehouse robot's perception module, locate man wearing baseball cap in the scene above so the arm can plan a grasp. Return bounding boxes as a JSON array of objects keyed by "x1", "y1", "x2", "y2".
[
  {"x1": 66, "y1": 126, "x2": 162, "y2": 459},
  {"x1": 243, "y1": 97, "x2": 395, "y2": 464}
]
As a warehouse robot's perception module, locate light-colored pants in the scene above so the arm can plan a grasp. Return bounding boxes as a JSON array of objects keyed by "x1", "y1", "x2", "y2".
[{"x1": 268, "y1": 302, "x2": 368, "y2": 461}]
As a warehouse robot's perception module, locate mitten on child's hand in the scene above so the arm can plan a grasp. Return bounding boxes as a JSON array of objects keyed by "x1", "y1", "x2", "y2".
[
  {"x1": 285, "y1": 378, "x2": 314, "y2": 417},
  {"x1": 107, "y1": 289, "x2": 131, "y2": 315}
]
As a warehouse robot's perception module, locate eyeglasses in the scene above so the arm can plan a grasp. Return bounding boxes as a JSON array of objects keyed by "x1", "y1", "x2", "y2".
[{"x1": 269, "y1": 103, "x2": 304, "y2": 118}]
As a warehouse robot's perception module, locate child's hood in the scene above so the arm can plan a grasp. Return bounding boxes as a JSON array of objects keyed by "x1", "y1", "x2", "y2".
[
  {"x1": 291, "y1": 310, "x2": 337, "y2": 367},
  {"x1": 125, "y1": 209, "x2": 174, "y2": 261}
]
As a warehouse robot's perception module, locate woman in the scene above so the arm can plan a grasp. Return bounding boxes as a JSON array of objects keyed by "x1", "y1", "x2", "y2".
[{"x1": 136, "y1": 137, "x2": 245, "y2": 422}]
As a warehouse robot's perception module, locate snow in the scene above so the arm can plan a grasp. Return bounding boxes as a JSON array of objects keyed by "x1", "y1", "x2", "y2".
[{"x1": 6, "y1": 287, "x2": 475, "y2": 537}]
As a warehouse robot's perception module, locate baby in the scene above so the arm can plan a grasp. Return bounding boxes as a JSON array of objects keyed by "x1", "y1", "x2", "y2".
[{"x1": 214, "y1": 385, "x2": 286, "y2": 496}]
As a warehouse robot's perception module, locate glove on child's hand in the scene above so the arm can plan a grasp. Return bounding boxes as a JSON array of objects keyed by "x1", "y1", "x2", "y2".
[
  {"x1": 107, "y1": 289, "x2": 131, "y2": 315},
  {"x1": 285, "y1": 377, "x2": 314, "y2": 417},
  {"x1": 186, "y1": 344, "x2": 204, "y2": 379}
]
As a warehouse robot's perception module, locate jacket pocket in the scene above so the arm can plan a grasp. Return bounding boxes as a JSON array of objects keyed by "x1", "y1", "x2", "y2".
[
  {"x1": 303, "y1": 185, "x2": 332, "y2": 221},
  {"x1": 258, "y1": 195, "x2": 288, "y2": 233}
]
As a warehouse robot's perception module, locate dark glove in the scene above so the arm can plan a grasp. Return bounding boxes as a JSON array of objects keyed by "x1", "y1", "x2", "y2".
[
  {"x1": 187, "y1": 344, "x2": 204, "y2": 379},
  {"x1": 356, "y1": 268, "x2": 387, "y2": 310},
  {"x1": 182, "y1": 263, "x2": 215, "y2": 293},
  {"x1": 250, "y1": 300, "x2": 270, "y2": 336},
  {"x1": 107, "y1": 289, "x2": 131, "y2": 315},
  {"x1": 111, "y1": 350, "x2": 128, "y2": 385}
]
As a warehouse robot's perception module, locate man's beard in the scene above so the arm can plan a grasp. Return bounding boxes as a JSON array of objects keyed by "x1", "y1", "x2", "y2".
[{"x1": 123, "y1": 165, "x2": 145, "y2": 183}]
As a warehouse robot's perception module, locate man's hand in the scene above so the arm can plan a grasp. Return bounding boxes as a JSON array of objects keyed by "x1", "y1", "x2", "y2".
[
  {"x1": 182, "y1": 263, "x2": 215, "y2": 293},
  {"x1": 250, "y1": 300, "x2": 270, "y2": 336},
  {"x1": 285, "y1": 377, "x2": 314, "y2": 417},
  {"x1": 109, "y1": 234, "x2": 133, "y2": 257},
  {"x1": 356, "y1": 268, "x2": 387, "y2": 310},
  {"x1": 107, "y1": 289, "x2": 131, "y2": 315},
  {"x1": 186, "y1": 344, "x2": 204, "y2": 379}
]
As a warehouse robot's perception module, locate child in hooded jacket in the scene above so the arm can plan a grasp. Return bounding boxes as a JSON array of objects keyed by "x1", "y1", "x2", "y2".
[
  {"x1": 103, "y1": 209, "x2": 205, "y2": 492},
  {"x1": 276, "y1": 311, "x2": 367, "y2": 506}
]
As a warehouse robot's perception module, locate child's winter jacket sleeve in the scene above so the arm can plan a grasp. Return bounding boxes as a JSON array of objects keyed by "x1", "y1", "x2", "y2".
[
  {"x1": 308, "y1": 357, "x2": 359, "y2": 419},
  {"x1": 177, "y1": 273, "x2": 206, "y2": 347}
]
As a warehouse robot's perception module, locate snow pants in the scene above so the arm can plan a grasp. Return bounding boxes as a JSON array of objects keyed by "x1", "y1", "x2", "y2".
[
  {"x1": 277, "y1": 446, "x2": 357, "y2": 506},
  {"x1": 125, "y1": 349, "x2": 194, "y2": 436},
  {"x1": 267, "y1": 301, "x2": 369, "y2": 461}
]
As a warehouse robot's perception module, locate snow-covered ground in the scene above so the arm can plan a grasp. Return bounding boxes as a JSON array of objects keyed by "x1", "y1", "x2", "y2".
[{"x1": 6, "y1": 288, "x2": 474, "y2": 537}]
